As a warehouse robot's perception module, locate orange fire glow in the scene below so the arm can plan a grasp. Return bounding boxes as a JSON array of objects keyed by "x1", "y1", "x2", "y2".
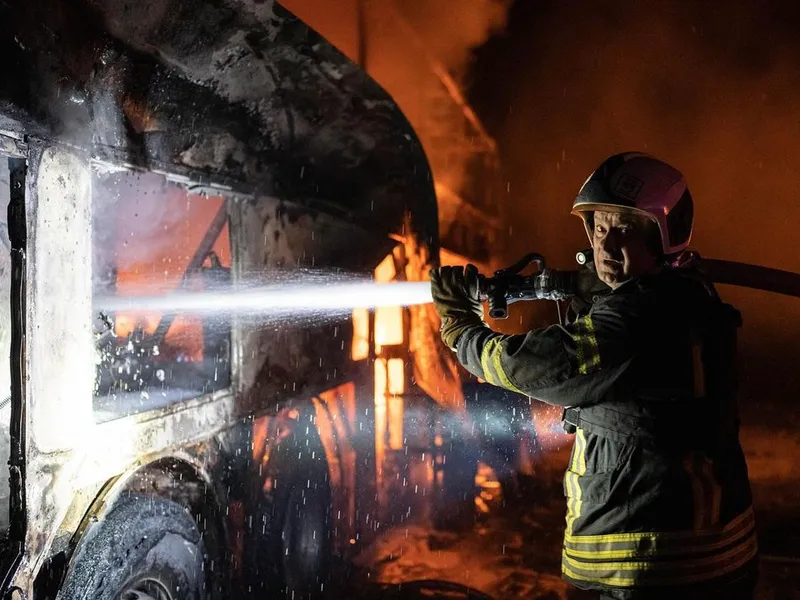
[
  {"x1": 369, "y1": 251, "x2": 410, "y2": 493},
  {"x1": 373, "y1": 254, "x2": 404, "y2": 353},
  {"x1": 374, "y1": 357, "x2": 388, "y2": 493},
  {"x1": 374, "y1": 306, "x2": 404, "y2": 353},
  {"x1": 111, "y1": 187, "x2": 230, "y2": 362},
  {"x1": 351, "y1": 307, "x2": 370, "y2": 360}
]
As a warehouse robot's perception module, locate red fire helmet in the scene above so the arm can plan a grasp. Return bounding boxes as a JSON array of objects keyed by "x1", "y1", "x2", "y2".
[{"x1": 572, "y1": 152, "x2": 694, "y2": 257}]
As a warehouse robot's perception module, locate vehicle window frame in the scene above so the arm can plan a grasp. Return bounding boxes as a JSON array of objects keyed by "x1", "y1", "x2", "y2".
[
  {"x1": 1, "y1": 135, "x2": 28, "y2": 575},
  {"x1": 90, "y1": 165, "x2": 238, "y2": 423}
]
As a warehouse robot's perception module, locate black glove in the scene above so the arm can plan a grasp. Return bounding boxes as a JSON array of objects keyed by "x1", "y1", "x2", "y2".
[{"x1": 429, "y1": 264, "x2": 484, "y2": 350}]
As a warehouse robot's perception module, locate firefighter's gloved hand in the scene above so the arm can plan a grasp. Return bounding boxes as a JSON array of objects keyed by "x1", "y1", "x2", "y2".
[
  {"x1": 430, "y1": 264, "x2": 483, "y2": 320},
  {"x1": 429, "y1": 264, "x2": 484, "y2": 350}
]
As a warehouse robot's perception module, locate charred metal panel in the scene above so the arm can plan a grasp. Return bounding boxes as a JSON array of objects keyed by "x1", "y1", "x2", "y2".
[
  {"x1": 234, "y1": 195, "x2": 379, "y2": 408},
  {"x1": 0, "y1": 0, "x2": 438, "y2": 266},
  {"x1": 14, "y1": 390, "x2": 237, "y2": 594}
]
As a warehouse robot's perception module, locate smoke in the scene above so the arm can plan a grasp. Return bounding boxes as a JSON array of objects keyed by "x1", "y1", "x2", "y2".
[
  {"x1": 470, "y1": 0, "x2": 800, "y2": 413},
  {"x1": 280, "y1": 0, "x2": 511, "y2": 77},
  {"x1": 400, "y1": 0, "x2": 512, "y2": 77}
]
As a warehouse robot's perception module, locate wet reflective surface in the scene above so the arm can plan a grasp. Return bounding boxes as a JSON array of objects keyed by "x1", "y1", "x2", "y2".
[
  {"x1": 350, "y1": 474, "x2": 571, "y2": 599},
  {"x1": 343, "y1": 442, "x2": 800, "y2": 600}
]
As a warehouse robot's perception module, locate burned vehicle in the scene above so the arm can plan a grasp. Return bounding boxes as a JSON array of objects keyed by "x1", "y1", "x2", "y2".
[{"x1": 0, "y1": 1, "x2": 457, "y2": 598}]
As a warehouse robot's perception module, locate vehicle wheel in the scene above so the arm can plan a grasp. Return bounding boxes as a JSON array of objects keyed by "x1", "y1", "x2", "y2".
[
  {"x1": 252, "y1": 434, "x2": 333, "y2": 599},
  {"x1": 58, "y1": 493, "x2": 206, "y2": 600}
]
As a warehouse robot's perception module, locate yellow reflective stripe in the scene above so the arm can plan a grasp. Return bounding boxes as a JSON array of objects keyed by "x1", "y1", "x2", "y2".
[
  {"x1": 565, "y1": 474, "x2": 580, "y2": 534},
  {"x1": 564, "y1": 508, "x2": 755, "y2": 560},
  {"x1": 480, "y1": 337, "x2": 501, "y2": 385},
  {"x1": 562, "y1": 563, "x2": 636, "y2": 587},
  {"x1": 479, "y1": 336, "x2": 524, "y2": 394},
  {"x1": 574, "y1": 316, "x2": 600, "y2": 375},
  {"x1": 564, "y1": 506, "x2": 754, "y2": 546},
  {"x1": 564, "y1": 533, "x2": 756, "y2": 571},
  {"x1": 491, "y1": 344, "x2": 524, "y2": 394},
  {"x1": 575, "y1": 319, "x2": 586, "y2": 375},
  {"x1": 583, "y1": 316, "x2": 600, "y2": 371},
  {"x1": 575, "y1": 428, "x2": 587, "y2": 474},
  {"x1": 564, "y1": 451, "x2": 577, "y2": 534},
  {"x1": 565, "y1": 494, "x2": 577, "y2": 535},
  {"x1": 562, "y1": 533, "x2": 757, "y2": 587},
  {"x1": 564, "y1": 519, "x2": 755, "y2": 559},
  {"x1": 564, "y1": 428, "x2": 587, "y2": 535}
]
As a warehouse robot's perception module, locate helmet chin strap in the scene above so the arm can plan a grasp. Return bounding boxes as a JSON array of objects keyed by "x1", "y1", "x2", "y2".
[{"x1": 665, "y1": 250, "x2": 691, "y2": 268}]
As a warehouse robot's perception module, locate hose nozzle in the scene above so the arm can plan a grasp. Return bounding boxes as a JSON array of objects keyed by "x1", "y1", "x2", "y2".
[{"x1": 477, "y1": 253, "x2": 576, "y2": 319}]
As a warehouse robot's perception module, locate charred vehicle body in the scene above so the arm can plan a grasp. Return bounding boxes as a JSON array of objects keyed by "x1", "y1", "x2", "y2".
[
  {"x1": 5, "y1": 2, "x2": 798, "y2": 599},
  {"x1": 0, "y1": 1, "x2": 456, "y2": 598}
]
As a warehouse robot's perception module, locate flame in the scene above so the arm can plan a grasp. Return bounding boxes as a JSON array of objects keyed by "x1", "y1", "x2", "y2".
[
  {"x1": 351, "y1": 307, "x2": 370, "y2": 360},
  {"x1": 368, "y1": 251, "x2": 412, "y2": 498},
  {"x1": 387, "y1": 358, "x2": 405, "y2": 450},
  {"x1": 374, "y1": 356, "x2": 387, "y2": 492},
  {"x1": 280, "y1": 0, "x2": 507, "y2": 255}
]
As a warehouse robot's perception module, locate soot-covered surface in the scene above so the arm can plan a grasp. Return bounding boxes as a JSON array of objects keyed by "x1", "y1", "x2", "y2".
[{"x1": 0, "y1": 0, "x2": 438, "y2": 253}]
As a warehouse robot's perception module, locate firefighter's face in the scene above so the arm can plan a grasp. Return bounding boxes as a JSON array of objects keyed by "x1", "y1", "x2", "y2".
[{"x1": 592, "y1": 210, "x2": 660, "y2": 289}]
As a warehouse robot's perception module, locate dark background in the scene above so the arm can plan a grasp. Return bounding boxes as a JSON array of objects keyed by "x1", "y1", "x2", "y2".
[{"x1": 467, "y1": 0, "x2": 800, "y2": 422}]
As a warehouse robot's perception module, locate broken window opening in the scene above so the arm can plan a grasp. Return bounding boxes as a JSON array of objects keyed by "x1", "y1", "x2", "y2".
[{"x1": 92, "y1": 170, "x2": 233, "y2": 422}]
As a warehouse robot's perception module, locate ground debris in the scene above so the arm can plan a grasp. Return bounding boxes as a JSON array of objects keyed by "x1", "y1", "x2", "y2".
[
  {"x1": 351, "y1": 485, "x2": 571, "y2": 600},
  {"x1": 347, "y1": 429, "x2": 800, "y2": 599}
]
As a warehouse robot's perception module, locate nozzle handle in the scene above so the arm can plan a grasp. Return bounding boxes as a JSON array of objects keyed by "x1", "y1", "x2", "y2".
[
  {"x1": 487, "y1": 293, "x2": 509, "y2": 319},
  {"x1": 478, "y1": 273, "x2": 511, "y2": 319}
]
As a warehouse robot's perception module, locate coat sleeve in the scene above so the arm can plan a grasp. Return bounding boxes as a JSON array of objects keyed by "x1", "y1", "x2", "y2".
[{"x1": 455, "y1": 293, "x2": 647, "y2": 407}]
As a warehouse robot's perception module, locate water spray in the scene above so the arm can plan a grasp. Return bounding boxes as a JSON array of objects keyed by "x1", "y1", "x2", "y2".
[
  {"x1": 94, "y1": 253, "x2": 597, "y2": 322},
  {"x1": 94, "y1": 278, "x2": 434, "y2": 317}
]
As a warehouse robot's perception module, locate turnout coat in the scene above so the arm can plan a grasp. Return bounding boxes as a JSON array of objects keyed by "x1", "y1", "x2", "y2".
[{"x1": 452, "y1": 268, "x2": 757, "y2": 596}]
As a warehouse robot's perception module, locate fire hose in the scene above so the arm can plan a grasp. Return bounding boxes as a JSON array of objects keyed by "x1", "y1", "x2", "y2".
[{"x1": 477, "y1": 250, "x2": 800, "y2": 319}]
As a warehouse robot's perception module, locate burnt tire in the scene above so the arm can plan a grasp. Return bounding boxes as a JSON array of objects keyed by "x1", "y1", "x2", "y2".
[
  {"x1": 251, "y1": 434, "x2": 333, "y2": 599},
  {"x1": 58, "y1": 493, "x2": 206, "y2": 600}
]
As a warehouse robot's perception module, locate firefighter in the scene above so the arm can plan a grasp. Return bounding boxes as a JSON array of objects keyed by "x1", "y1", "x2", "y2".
[{"x1": 429, "y1": 152, "x2": 757, "y2": 599}]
